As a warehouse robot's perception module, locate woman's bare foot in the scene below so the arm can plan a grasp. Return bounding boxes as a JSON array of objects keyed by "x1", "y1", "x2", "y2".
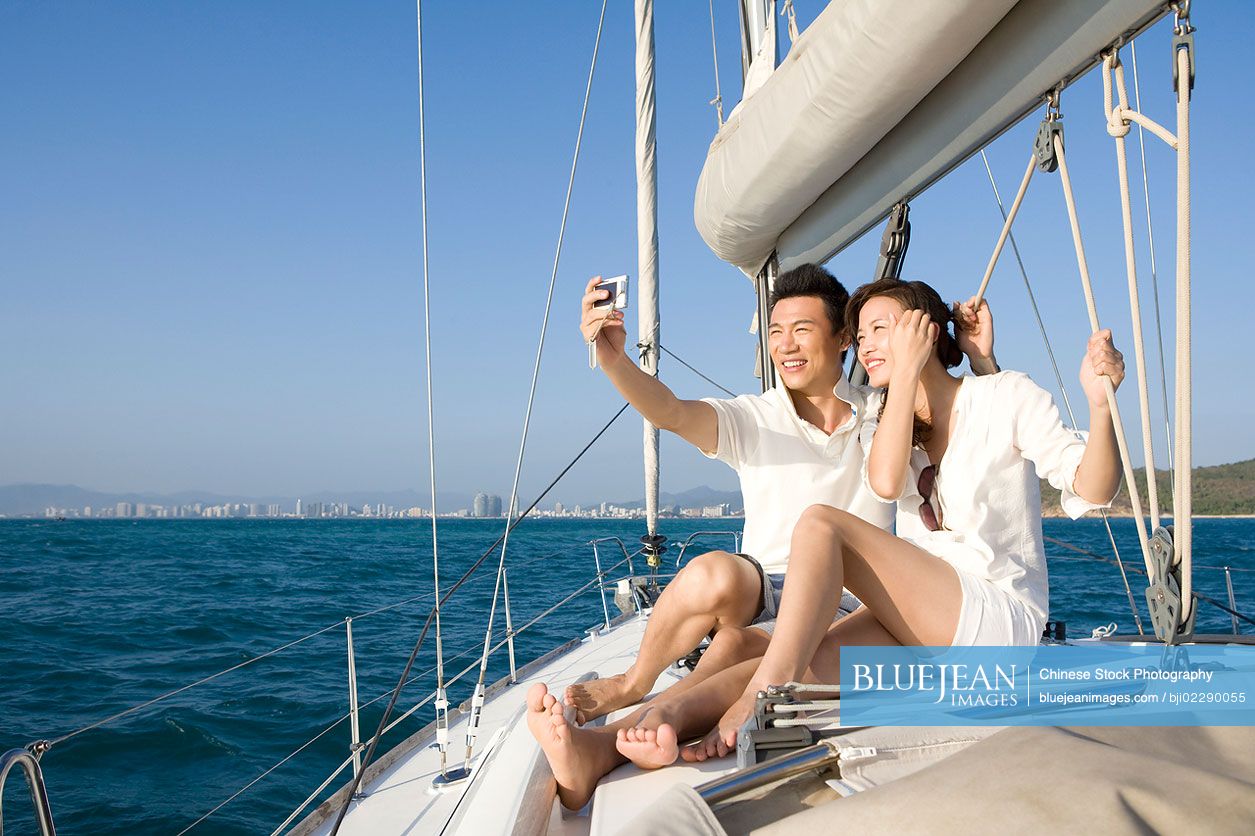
[
  {"x1": 525, "y1": 683, "x2": 622, "y2": 810},
  {"x1": 679, "y1": 687, "x2": 757, "y2": 762},
  {"x1": 565, "y1": 674, "x2": 648, "y2": 723},
  {"x1": 614, "y1": 708, "x2": 680, "y2": 770}
]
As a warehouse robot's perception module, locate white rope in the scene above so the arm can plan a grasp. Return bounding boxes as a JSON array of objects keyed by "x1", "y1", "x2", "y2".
[
  {"x1": 1130, "y1": 39, "x2": 1176, "y2": 491},
  {"x1": 978, "y1": 148, "x2": 1144, "y2": 636},
  {"x1": 1051, "y1": 129, "x2": 1155, "y2": 579},
  {"x1": 466, "y1": 0, "x2": 611, "y2": 762},
  {"x1": 781, "y1": 0, "x2": 800, "y2": 44},
  {"x1": 1173, "y1": 42, "x2": 1193, "y2": 620},
  {"x1": 413, "y1": 0, "x2": 451, "y2": 771},
  {"x1": 708, "y1": 0, "x2": 724, "y2": 126},
  {"x1": 974, "y1": 153, "x2": 1035, "y2": 306},
  {"x1": 1102, "y1": 50, "x2": 1162, "y2": 529}
]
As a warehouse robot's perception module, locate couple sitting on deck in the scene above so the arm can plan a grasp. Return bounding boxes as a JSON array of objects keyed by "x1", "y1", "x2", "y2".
[{"x1": 528, "y1": 265, "x2": 1125, "y2": 809}]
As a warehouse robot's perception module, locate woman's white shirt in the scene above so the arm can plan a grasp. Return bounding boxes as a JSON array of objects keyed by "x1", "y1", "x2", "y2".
[{"x1": 861, "y1": 371, "x2": 1110, "y2": 624}]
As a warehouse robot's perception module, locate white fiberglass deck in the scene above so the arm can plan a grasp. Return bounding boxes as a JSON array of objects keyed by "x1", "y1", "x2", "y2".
[{"x1": 297, "y1": 610, "x2": 735, "y2": 836}]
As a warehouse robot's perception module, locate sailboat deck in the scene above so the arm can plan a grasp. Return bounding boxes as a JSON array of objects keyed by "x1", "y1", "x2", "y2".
[{"x1": 295, "y1": 609, "x2": 738, "y2": 835}]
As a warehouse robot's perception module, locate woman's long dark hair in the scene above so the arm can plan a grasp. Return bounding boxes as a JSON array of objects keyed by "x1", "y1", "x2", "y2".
[{"x1": 846, "y1": 279, "x2": 962, "y2": 448}]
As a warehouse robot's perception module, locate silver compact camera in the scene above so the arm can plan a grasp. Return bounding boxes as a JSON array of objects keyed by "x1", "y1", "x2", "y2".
[{"x1": 593, "y1": 274, "x2": 629, "y2": 310}]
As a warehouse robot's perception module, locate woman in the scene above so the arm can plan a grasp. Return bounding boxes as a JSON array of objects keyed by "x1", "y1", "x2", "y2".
[{"x1": 527, "y1": 278, "x2": 1125, "y2": 800}]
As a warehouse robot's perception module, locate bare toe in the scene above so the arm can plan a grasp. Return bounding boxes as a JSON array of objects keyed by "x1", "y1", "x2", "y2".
[{"x1": 527, "y1": 682, "x2": 549, "y2": 712}]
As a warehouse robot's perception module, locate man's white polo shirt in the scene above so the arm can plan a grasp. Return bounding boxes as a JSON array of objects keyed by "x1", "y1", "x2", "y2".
[{"x1": 701, "y1": 376, "x2": 894, "y2": 576}]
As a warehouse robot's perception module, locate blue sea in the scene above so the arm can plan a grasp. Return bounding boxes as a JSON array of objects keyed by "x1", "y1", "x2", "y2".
[{"x1": 1, "y1": 517, "x2": 1252, "y2": 835}]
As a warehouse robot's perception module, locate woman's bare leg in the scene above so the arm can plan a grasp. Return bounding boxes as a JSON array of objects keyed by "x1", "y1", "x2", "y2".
[{"x1": 707, "y1": 505, "x2": 962, "y2": 749}]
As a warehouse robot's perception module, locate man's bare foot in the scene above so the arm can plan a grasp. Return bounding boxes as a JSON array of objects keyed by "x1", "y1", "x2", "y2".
[
  {"x1": 679, "y1": 687, "x2": 757, "y2": 762},
  {"x1": 525, "y1": 683, "x2": 622, "y2": 810},
  {"x1": 565, "y1": 674, "x2": 648, "y2": 723},
  {"x1": 614, "y1": 708, "x2": 679, "y2": 770}
]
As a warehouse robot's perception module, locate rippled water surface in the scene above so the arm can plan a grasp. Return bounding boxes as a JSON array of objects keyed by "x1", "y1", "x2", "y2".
[{"x1": 1, "y1": 517, "x2": 1251, "y2": 834}]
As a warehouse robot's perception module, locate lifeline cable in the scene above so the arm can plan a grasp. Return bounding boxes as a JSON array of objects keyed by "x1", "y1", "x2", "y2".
[{"x1": 328, "y1": 401, "x2": 630, "y2": 835}]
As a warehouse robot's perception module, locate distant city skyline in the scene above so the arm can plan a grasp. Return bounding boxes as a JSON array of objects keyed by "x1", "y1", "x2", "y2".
[
  {"x1": 0, "y1": 481, "x2": 745, "y2": 520},
  {"x1": 27, "y1": 496, "x2": 742, "y2": 522}
]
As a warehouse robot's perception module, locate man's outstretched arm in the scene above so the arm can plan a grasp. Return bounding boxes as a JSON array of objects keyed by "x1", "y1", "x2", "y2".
[{"x1": 581, "y1": 276, "x2": 719, "y2": 453}]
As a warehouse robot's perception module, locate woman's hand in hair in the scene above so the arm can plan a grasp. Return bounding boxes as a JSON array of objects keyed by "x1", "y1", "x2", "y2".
[
  {"x1": 953, "y1": 296, "x2": 998, "y2": 373},
  {"x1": 887, "y1": 309, "x2": 938, "y2": 386},
  {"x1": 1079, "y1": 329, "x2": 1125, "y2": 410}
]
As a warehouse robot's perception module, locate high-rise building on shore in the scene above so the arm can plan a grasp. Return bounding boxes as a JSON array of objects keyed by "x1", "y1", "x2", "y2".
[{"x1": 471, "y1": 492, "x2": 503, "y2": 517}]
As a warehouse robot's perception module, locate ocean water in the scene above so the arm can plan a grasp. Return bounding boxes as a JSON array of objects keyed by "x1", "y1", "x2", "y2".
[{"x1": 1, "y1": 517, "x2": 1252, "y2": 835}]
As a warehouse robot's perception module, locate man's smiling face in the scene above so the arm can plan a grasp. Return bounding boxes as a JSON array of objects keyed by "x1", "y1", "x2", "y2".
[{"x1": 768, "y1": 295, "x2": 848, "y2": 393}]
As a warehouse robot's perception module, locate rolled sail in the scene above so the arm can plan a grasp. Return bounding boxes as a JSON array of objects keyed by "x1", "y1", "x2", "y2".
[{"x1": 694, "y1": 0, "x2": 1166, "y2": 276}]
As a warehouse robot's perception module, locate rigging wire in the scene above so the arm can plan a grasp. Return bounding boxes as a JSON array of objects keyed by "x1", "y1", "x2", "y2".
[
  {"x1": 328, "y1": 400, "x2": 631, "y2": 835},
  {"x1": 707, "y1": 0, "x2": 724, "y2": 126},
  {"x1": 1044, "y1": 536, "x2": 1255, "y2": 629},
  {"x1": 411, "y1": 0, "x2": 453, "y2": 777},
  {"x1": 1130, "y1": 39, "x2": 1177, "y2": 500},
  {"x1": 659, "y1": 343, "x2": 737, "y2": 397},
  {"x1": 464, "y1": 0, "x2": 611, "y2": 767},
  {"x1": 977, "y1": 149, "x2": 1144, "y2": 635}
]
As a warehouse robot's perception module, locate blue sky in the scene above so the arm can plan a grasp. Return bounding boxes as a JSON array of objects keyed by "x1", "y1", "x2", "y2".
[{"x1": 2, "y1": 1, "x2": 1251, "y2": 505}]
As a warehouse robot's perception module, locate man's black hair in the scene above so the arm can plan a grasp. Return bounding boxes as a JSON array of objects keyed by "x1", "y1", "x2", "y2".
[{"x1": 767, "y1": 263, "x2": 850, "y2": 336}]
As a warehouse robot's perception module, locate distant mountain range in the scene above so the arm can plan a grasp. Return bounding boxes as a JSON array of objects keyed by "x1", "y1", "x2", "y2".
[
  {"x1": 9, "y1": 457, "x2": 1249, "y2": 518},
  {"x1": 606, "y1": 485, "x2": 744, "y2": 511}
]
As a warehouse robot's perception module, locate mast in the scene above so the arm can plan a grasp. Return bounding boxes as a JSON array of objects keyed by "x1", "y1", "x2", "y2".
[
  {"x1": 740, "y1": 1, "x2": 779, "y2": 392},
  {"x1": 635, "y1": 0, "x2": 662, "y2": 539}
]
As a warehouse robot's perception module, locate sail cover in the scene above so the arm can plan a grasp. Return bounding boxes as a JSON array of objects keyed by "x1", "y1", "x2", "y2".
[{"x1": 695, "y1": 0, "x2": 1166, "y2": 276}]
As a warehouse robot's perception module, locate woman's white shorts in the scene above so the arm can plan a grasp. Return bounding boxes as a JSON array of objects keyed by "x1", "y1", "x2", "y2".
[{"x1": 951, "y1": 570, "x2": 1043, "y2": 646}]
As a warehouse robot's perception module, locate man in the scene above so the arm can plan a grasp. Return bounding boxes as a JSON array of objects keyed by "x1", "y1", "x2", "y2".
[{"x1": 568, "y1": 264, "x2": 996, "y2": 721}]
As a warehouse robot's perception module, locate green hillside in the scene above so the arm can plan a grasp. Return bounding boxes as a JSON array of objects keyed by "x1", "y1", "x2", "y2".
[{"x1": 1041, "y1": 458, "x2": 1255, "y2": 516}]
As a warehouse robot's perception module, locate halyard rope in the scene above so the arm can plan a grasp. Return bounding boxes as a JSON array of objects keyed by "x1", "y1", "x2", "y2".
[
  {"x1": 1102, "y1": 48, "x2": 1164, "y2": 529},
  {"x1": 1051, "y1": 125, "x2": 1155, "y2": 581},
  {"x1": 973, "y1": 153, "x2": 1035, "y2": 307},
  {"x1": 1130, "y1": 39, "x2": 1176, "y2": 491},
  {"x1": 1172, "y1": 36, "x2": 1194, "y2": 621}
]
